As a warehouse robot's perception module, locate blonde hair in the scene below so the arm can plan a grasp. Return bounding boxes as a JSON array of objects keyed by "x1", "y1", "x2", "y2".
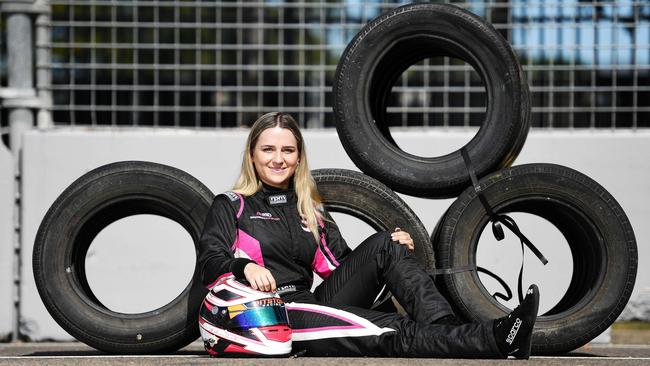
[{"x1": 232, "y1": 112, "x2": 322, "y2": 242}]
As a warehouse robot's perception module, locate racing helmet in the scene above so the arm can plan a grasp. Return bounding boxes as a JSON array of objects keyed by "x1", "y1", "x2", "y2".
[{"x1": 199, "y1": 274, "x2": 292, "y2": 357}]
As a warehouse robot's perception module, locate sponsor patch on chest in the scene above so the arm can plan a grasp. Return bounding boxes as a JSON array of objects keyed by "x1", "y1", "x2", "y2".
[
  {"x1": 268, "y1": 194, "x2": 288, "y2": 205},
  {"x1": 249, "y1": 211, "x2": 280, "y2": 221}
]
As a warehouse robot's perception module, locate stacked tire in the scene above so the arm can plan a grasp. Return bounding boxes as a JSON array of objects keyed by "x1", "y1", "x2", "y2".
[
  {"x1": 333, "y1": 2, "x2": 530, "y2": 198},
  {"x1": 333, "y1": 2, "x2": 637, "y2": 355},
  {"x1": 33, "y1": 162, "x2": 213, "y2": 353},
  {"x1": 429, "y1": 164, "x2": 637, "y2": 354}
]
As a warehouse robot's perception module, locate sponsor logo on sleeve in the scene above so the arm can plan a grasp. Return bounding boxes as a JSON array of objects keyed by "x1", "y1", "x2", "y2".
[{"x1": 224, "y1": 191, "x2": 240, "y2": 202}]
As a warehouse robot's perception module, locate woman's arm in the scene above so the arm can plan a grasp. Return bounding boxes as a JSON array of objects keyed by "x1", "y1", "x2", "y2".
[
  {"x1": 321, "y1": 217, "x2": 352, "y2": 263},
  {"x1": 311, "y1": 215, "x2": 351, "y2": 280},
  {"x1": 197, "y1": 194, "x2": 254, "y2": 288},
  {"x1": 391, "y1": 227, "x2": 414, "y2": 251}
]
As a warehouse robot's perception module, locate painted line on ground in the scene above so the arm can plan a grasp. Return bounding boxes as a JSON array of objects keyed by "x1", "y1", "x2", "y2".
[
  {"x1": 0, "y1": 355, "x2": 205, "y2": 359},
  {"x1": 534, "y1": 356, "x2": 650, "y2": 361},
  {"x1": 1, "y1": 355, "x2": 650, "y2": 361}
]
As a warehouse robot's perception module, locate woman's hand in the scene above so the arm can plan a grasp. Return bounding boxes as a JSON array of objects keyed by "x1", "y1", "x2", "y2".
[
  {"x1": 243, "y1": 263, "x2": 277, "y2": 292},
  {"x1": 391, "y1": 227, "x2": 414, "y2": 252}
]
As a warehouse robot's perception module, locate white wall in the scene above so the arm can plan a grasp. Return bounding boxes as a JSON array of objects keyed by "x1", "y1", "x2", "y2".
[
  {"x1": 0, "y1": 142, "x2": 14, "y2": 339},
  {"x1": 20, "y1": 129, "x2": 249, "y2": 340},
  {"x1": 10, "y1": 128, "x2": 650, "y2": 340}
]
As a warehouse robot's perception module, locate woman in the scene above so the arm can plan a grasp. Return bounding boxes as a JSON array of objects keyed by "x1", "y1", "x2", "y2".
[{"x1": 198, "y1": 112, "x2": 539, "y2": 359}]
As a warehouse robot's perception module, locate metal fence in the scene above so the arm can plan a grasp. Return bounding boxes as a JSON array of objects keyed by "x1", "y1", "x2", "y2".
[{"x1": 4, "y1": 0, "x2": 650, "y2": 129}]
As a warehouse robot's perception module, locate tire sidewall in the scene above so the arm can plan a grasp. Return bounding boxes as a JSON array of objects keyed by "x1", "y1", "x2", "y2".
[
  {"x1": 33, "y1": 162, "x2": 213, "y2": 353},
  {"x1": 435, "y1": 164, "x2": 637, "y2": 353},
  {"x1": 313, "y1": 168, "x2": 434, "y2": 271},
  {"x1": 334, "y1": 3, "x2": 527, "y2": 197}
]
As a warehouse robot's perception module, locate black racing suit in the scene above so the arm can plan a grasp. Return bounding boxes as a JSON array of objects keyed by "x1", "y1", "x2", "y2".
[{"x1": 198, "y1": 185, "x2": 502, "y2": 358}]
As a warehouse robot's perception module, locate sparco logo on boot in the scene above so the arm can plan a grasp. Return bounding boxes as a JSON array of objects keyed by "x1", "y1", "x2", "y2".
[{"x1": 506, "y1": 318, "x2": 522, "y2": 345}]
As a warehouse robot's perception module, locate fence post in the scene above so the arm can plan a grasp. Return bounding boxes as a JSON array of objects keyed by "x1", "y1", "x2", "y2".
[
  {"x1": 1, "y1": 0, "x2": 48, "y2": 341},
  {"x1": 35, "y1": 0, "x2": 52, "y2": 129}
]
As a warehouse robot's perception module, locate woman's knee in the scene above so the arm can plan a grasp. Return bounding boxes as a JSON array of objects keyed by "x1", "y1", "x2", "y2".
[
  {"x1": 362, "y1": 231, "x2": 391, "y2": 248},
  {"x1": 350, "y1": 231, "x2": 390, "y2": 257},
  {"x1": 359, "y1": 231, "x2": 410, "y2": 257}
]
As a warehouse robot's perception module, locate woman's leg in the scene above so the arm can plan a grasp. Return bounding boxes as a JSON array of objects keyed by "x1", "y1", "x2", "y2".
[
  {"x1": 284, "y1": 285, "x2": 540, "y2": 358},
  {"x1": 314, "y1": 231, "x2": 455, "y2": 324},
  {"x1": 285, "y1": 301, "x2": 501, "y2": 358}
]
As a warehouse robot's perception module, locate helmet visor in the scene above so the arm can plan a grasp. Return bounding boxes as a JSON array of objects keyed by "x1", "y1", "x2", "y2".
[{"x1": 228, "y1": 302, "x2": 289, "y2": 329}]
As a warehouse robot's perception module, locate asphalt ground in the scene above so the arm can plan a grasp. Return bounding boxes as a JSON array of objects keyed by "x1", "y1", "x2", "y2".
[{"x1": 1, "y1": 341, "x2": 649, "y2": 366}]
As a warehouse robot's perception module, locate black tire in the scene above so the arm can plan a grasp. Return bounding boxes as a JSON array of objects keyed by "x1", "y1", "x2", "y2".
[
  {"x1": 312, "y1": 168, "x2": 433, "y2": 271},
  {"x1": 333, "y1": 3, "x2": 530, "y2": 198},
  {"x1": 432, "y1": 164, "x2": 637, "y2": 354},
  {"x1": 33, "y1": 161, "x2": 214, "y2": 354}
]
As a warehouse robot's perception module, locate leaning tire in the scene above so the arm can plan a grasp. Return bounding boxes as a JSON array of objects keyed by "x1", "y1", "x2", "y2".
[
  {"x1": 333, "y1": 3, "x2": 530, "y2": 198},
  {"x1": 313, "y1": 168, "x2": 433, "y2": 271},
  {"x1": 433, "y1": 164, "x2": 637, "y2": 354},
  {"x1": 33, "y1": 161, "x2": 214, "y2": 354}
]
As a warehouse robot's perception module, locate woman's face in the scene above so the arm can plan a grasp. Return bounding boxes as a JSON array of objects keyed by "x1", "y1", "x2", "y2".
[{"x1": 251, "y1": 126, "x2": 299, "y2": 189}]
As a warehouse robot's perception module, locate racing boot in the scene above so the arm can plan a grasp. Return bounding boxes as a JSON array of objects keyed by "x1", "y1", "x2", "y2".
[{"x1": 493, "y1": 284, "x2": 540, "y2": 359}]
